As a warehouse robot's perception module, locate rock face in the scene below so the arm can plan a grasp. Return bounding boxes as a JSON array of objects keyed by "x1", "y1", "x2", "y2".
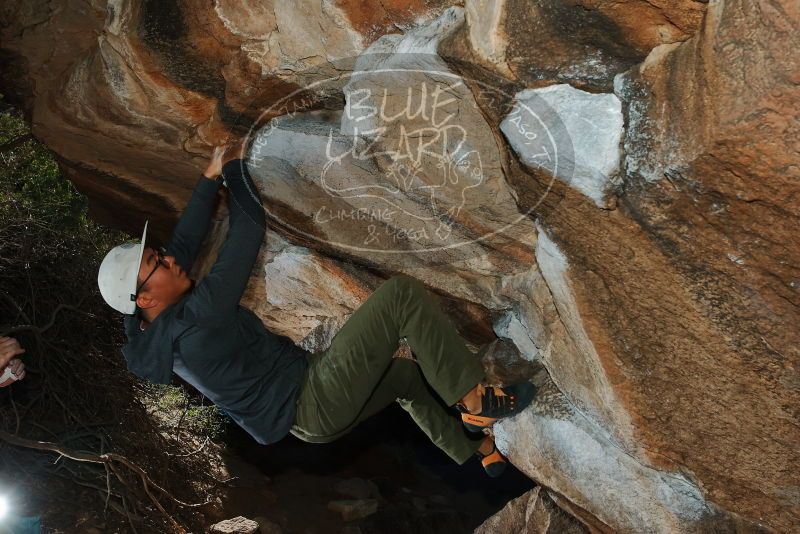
[
  {"x1": 2, "y1": 1, "x2": 798, "y2": 532},
  {"x1": 210, "y1": 516, "x2": 260, "y2": 534},
  {"x1": 475, "y1": 486, "x2": 588, "y2": 534}
]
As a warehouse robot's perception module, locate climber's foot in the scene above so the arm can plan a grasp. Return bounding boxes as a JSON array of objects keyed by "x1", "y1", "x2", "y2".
[
  {"x1": 477, "y1": 437, "x2": 507, "y2": 478},
  {"x1": 457, "y1": 381, "x2": 536, "y2": 432}
]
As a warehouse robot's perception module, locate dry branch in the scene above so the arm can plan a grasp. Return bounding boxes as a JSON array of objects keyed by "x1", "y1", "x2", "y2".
[{"x1": 0, "y1": 429, "x2": 214, "y2": 533}]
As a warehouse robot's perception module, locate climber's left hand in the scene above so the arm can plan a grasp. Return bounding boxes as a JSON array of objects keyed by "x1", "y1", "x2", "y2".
[
  {"x1": 203, "y1": 144, "x2": 230, "y2": 179},
  {"x1": 203, "y1": 139, "x2": 248, "y2": 179}
]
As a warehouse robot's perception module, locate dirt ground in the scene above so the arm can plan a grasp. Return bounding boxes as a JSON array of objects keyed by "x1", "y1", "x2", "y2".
[{"x1": 212, "y1": 404, "x2": 534, "y2": 533}]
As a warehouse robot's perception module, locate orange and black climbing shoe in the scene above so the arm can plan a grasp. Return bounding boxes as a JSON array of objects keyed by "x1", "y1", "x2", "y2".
[
  {"x1": 458, "y1": 381, "x2": 536, "y2": 432},
  {"x1": 478, "y1": 441, "x2": 507, "y2": 478}
]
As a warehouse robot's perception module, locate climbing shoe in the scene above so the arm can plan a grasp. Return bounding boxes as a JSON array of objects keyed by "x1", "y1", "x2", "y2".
[
  {"x1": 458, "y1": 381, "x2": 536, "y2": 432},
  {"x1": 478, "y1": 442, "x2": 507, "y2": 478}
]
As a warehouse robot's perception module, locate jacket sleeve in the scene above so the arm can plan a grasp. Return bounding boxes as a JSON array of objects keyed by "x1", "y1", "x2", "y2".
[
  {"x1": 183, "y1": 159, "x2": 266, "y2": 327},
  {"x1": 166, "y1": 174, "x2": 221, "y2": 273},
  {"x1": 121, "y1": 315, "x2": 174, "y2": 384}
]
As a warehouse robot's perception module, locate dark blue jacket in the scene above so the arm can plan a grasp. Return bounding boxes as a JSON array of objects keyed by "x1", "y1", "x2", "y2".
[{"x1": 121, "y1": 159, "x2": 308, "y2": 444}]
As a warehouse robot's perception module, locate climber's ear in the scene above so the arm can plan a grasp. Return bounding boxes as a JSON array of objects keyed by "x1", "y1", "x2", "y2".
[{"x1": 135, "y1": 292, "x2": 158, "y2": 310}]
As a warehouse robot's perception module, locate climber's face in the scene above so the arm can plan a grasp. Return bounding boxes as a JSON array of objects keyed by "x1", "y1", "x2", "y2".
[{"x1": 134, "y1": 246, "x2": 192, "y2": 314}]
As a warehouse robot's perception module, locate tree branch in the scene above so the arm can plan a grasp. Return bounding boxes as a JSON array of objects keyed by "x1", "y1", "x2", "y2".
[{"x1": 0, "y1": 429, "x2": 211, "y2": 533}]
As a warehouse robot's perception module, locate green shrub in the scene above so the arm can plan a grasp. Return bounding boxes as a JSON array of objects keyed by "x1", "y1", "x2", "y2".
[{"x1": 0, "y1": 94, "x2": 221, "y2": 533}]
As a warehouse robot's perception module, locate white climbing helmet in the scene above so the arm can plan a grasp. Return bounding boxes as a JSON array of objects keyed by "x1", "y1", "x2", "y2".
[{"x1": 97, "y1": 221, "x2": 149, "y2": 315}]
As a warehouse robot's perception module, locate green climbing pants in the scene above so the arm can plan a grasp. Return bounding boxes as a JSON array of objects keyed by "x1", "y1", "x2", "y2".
[{"x1": 289, "y1": 275, "x2": 486, "y2": 464}]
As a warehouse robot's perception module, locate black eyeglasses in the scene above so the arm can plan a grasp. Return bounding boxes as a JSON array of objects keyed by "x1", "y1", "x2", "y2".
[{"x1": 135, "y1": 246, "x2": 167, "y2": 296}]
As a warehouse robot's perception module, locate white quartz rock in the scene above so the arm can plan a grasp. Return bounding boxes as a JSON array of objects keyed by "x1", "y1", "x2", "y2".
[{"x1": 501, "y1": 84, "x2": 623, "y2": 207}]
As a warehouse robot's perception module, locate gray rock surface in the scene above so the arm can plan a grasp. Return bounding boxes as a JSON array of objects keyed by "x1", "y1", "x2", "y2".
[
  {"x1": 253, "y1": 516, "x2": 284, "y2": 534},
  {"x1": 475, "y1": 486, "x2": 587, "y2": 534},
  {"x1": 328, "y1": 499, "x2": 380, "y2": 522},
  {"x1": 334, "y1": 478, "x2": 381, "y2": 500},
  {"x1": 210, "y1": 516, "x2": 260, "y2": 534},
  {"x1": 501, "y1": 84, "x2": 623, "y2": 207}
]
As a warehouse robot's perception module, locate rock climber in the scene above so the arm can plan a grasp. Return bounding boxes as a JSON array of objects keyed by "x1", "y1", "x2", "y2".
[{"x1": 97, "y1": 142, "x2": 535, "y2": 477}]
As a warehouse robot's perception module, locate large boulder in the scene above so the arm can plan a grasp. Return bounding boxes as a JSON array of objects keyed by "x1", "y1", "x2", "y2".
[{"x1": 2, "y1": 0, "x2": 796, "y2": 532}]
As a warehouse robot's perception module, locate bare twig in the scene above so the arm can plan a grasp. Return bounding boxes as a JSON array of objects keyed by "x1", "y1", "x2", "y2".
[
  {"x1": 104, "y1": 463, "x2": 113, "y2": 511},
  {"x1": 1, "y1": 301, "x2": 90, "y2": 336},
  {"x1": 120, "y1": 494, "x2": 140, "y2": 534},
  {"x1": 0, "y1": 291, "x2": 31, "y2": 324},
  {"x1": 167, "y1": 437, "x2": 210, "y2": 458},
  {"x1": 173, "y1": 396, "x2": 190, "y2": 444},
  {"x1": 0, "y1": 429, "x2": 210, "y2": 532},
  {"x1": 9, "y1": 388, "x2": 20, "y2": 435}
]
